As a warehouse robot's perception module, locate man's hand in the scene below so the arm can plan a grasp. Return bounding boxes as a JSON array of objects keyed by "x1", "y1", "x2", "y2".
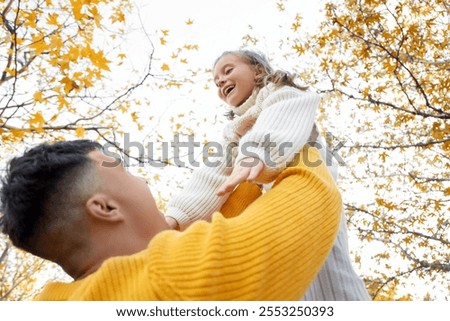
[{"x1": 216, "y1": 157, "x2": 265, "y2": 196}]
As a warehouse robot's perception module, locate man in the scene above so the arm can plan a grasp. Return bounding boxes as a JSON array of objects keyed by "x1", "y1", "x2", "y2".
[{"x1": 0, "y1": 140, "x2": 341, "y2": 300}]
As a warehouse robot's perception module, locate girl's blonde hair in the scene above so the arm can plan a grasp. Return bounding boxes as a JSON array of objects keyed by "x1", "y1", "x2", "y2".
[{"x1": 214, "y1": 49, "x2": 308, "y2": 119}]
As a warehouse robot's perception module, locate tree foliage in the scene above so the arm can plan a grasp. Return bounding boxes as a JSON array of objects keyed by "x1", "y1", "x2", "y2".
[
  {"x1": 0, "y1": 241, "x2": 46, "y2": 300},
  {"x1": 0, "y1": 0, "x2": 137, "y2": 141},
  {"x1": 283, "y1": 0, "x2": 449, "y2": 299}
]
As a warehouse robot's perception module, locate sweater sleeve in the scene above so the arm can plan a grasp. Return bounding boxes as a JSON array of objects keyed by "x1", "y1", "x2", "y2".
[
  {"x1": 219, "y1": 181, "x2": 262, "y2": 219},
  {"x1": 149, "y1": 147, "x2": 342, "y2": 300},
  {"x1": 235, "y1": 87, "x2": 320, "y2": 183},
  {"x1": 165, "y1": 151, "x2": 231, "y2": 229}
]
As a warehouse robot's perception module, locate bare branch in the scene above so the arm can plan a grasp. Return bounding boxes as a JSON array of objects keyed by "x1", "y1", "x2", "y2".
[
  {"x1": 345, "y1": 203, "x2": 450, "y2": 246},
  {"x1": 329, "y1": 6, "x2": 450, "y2": 119},
  {"x1": 0, "y1": 243, "x2": 9, "y2": 263},
  {"x1": 95, "y1": 129, "x2": 194, "y2": 171},
  {"x1": 0, "y1": 0, "x2": 22, "y2": 119},
  {"x1": 408, "y1": 173, "x2": 450, "y2": 183},
  {"x1": 344, "y1": 137, "x2": 450, "y2": 150}
]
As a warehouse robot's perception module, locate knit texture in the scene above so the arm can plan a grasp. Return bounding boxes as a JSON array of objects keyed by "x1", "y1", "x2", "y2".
[
  {"x1": 167, "y1": 84, "x2": 320, "y2": 229},
  {"x1": 301, "y1": 206, "x2": 372, "y2": 300},
  {"x1": 35, "y1": 147, "x2": 341, "y2": 301}
]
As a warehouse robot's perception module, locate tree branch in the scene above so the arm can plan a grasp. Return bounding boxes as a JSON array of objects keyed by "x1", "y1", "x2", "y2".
[{"x1": 344, "y1": 137, "x2": 450, "y2": 150}]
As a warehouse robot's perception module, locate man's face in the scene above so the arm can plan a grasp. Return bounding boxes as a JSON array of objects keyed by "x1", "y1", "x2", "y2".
[{"x1": 88, "y1": 150, "x2": 165, "y2": 241}]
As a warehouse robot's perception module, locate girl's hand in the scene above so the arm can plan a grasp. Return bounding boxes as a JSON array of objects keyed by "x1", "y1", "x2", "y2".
[{"x1": 216, "y1": 157, "x2": 264, "y2": 196}]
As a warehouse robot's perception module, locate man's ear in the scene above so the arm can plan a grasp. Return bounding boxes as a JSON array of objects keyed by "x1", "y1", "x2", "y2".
[{"x1": 85, "y1": 194, "x2": 124, "y2": 223}]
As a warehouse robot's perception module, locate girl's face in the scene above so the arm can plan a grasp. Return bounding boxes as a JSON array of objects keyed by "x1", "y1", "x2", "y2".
[{"x1": 213, "y1": 54, "x2": 261, "y2": 107}]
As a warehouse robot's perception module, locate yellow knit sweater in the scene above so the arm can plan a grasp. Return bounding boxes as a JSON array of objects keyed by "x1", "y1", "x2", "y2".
[{"x1": 36, "y1": 147, "x2": 341, "y2": 300}]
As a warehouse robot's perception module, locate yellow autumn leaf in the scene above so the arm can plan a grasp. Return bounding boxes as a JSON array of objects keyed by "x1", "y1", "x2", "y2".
[
  {"x1": 75, "y1": 126, "x2": 86, "y2": 138},
  {"x1": 49, "y1": 34, "x2": 63, "y2": 52},
  {"x1": 5, "y1": 68, "x2": 16, "y2": 76},
  {"x1": 71, "y1": 0, "x2": 86, "y2": 21},
  {"x1": 185, "y1": 18, "x2": 194, "y2": 25},
  {"x1": 183, "y1": 44, "x2": 199, "y2": 50},
  {"x1": 29, "y1": 112, "x2": 45, "y2": 129},
  {"x1": 160, "y1": 37, "x2": 167, "y2": 45},
  {"x1": 292, "y1": 22, "x2": 300, "y2": 31},
  {"x1": 83, "y1": 77, "x2": 94, "y2": 88},
  {"x1": 442, "y1": 141, "x2": 450, "y2": 151},
  {"x1": 11, "y1": 129, "x2": 27, "y2": 138},
  {"x1": 60, "y1": 77, "x2": 79, "y2": 94},
  {"x1": 33, "y1": 91, "x2": 45, "y2": 103},
  {"x1": 89, "y1": 49, "x2": 111, "y2": 71},
  {"x1": 161, "y1": 63, "x2": 170, "y2": 71},
  {"x1": 292, "y1": 43, "x2": 304, "y2": 55},
  {"x1": 88, "y1": 6, "x2": 102, "y2": 27},
  {"x1": 161, "y1": 29, "x2": 169, "y2": 36},
  {"x1": 434, "y1": 200, "x2": 443, "y2": 211},
  {"x1": 431, "y1": 122, "x2": 444, "y2": 139},
  {"x1": 46, "y1": 13, "x2": 60, "y2": 26},
  {"x1": 110, "y1": 8, "x2": 125, "y2": 23},
  {"x1": 67, "y1": 45, "x2": 81, "y2": 61},
  {"x1": 23, "y1": 11, "x2": 37, "y2": 28},
  {"x1": 167, "y1": 81, "x2": 181, "y2": 88},
  {"x1": 444, "y1": 187, "x2": 450, "y2": 196},
  {"x1": 57, "y1": 95, "x2": 69, "y2": 110}
]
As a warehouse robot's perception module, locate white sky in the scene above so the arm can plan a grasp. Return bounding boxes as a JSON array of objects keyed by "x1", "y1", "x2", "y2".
[{"x1": 133, "y1": 0, "x2": 322, "y2": 59}]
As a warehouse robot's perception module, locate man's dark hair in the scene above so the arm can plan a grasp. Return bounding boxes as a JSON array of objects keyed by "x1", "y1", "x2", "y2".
[{"x1": 0, "y1": 140, "x2": 102, "y2": 256}]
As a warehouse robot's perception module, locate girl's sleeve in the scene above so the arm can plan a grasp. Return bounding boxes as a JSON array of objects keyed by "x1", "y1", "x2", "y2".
[
  {"x1": 165, "y1": 151, "x2": 231, "y2": 229},
  {"x1": 235, "y1": 87, "x2": 321, "y2": 183}
]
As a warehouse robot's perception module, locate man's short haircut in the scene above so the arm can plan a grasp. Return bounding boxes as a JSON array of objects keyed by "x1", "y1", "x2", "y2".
[{"x1": 0, "y1": 140, "x2": 102, "y2": 256}]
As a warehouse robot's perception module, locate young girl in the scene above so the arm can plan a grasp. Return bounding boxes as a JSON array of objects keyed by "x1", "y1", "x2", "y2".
[
  {"x1": 165, "y1": 50, "x2": 370, "y2": 301},
  {"x1": 165, "y1": 49, "x2": 329, "y2": 229}
]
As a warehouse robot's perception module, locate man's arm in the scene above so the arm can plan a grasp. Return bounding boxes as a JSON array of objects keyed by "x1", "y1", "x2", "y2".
[
  {"x1": 149, "y1": 147, "x2": 341, "y2": 300},
  {"x1": 219, "y1": 181, "x2": 262, "y2": 218}
]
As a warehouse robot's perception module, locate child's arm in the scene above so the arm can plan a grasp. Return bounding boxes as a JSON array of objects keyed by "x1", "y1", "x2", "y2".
[
  {"x1": 165, "y1": 151, "x2": 231, "y2": 230},
  {"x1": 234, "y1": 87, "x2": 321, "y2": 183}
]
